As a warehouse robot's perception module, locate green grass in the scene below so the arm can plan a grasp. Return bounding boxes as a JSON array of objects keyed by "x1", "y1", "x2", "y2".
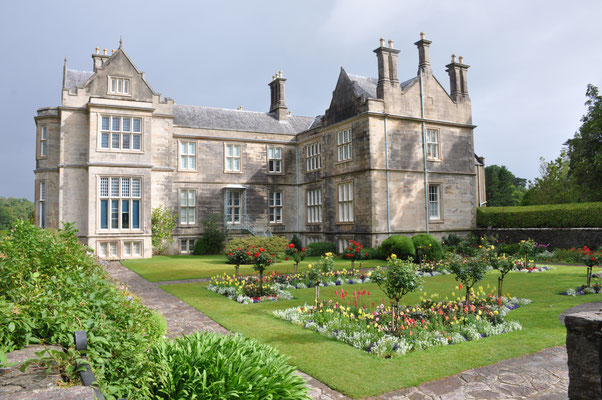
[
  {"x1": 123, "y1": 255, "x2": 383, "y2": 282},
  {"x1": 160, "y1": 266, "x2": 597, "y2": 398}
]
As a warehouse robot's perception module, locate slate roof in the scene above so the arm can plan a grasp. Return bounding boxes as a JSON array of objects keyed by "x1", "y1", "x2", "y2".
[
  {"x1": 64, "y1": 69, "x2": 94, "y2": 92},
  {"x1": 346, "y1": 73, "x2": 418, "y2": 99},
  {"x1": 174, "y1": 104, "x2": 317, "y2": 135}
]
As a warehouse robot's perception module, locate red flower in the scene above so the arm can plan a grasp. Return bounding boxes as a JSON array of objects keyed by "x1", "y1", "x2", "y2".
[
  {"x1": 365, "y1": 252, "x2": 368, "y2": 256},
  {"x1": 254, "y1": 252, "x2": 260, "y2": 257},
  {"x1": 285, "y1": 257, "x2": 289, "y2": 261},
  {"x1": 459, "y1": 283, "x2": 463, "y2": 290},
  {"x1": 229, "y1": 253, "x2": 233, "y2": 256},
  {"x1": 498, "y1": 297, "x2": 503, "y2": 306},
  {"x1": 301, "y1": 248, "x2": 305, "y2": 251}
]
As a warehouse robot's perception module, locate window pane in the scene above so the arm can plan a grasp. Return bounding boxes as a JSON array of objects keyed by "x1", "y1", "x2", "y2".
[
  {"x1": 111, "y1": 79, "x2": 117, "y2": 92},
  {"x1": 133, "y1": 134, "x2": 141, "y2": 150},
  {"x1": 180, "y1": 191, "x2": 187, "y2": 206},
  {"x1": 133, "y1": 118, "x2": 141, "y2": 133},
  {"x1": 188, "y1": 208, "x2": 195, "y2": 224},
  {"x1": 99, "y1": 243, "x2": 107, "y2": 257},
  {"x1": 226, "y1": 145, "x2": 232, "y2": 157},
  {"x1": 181, "y1": 142, "x2": 187, "y2": 154},
  {"x1": 188, "y1": 143, "x2": 195, "y2": 155},
  {"x1": 122, "y1": 200, "x2": 129, "y2": 229},
  {"x1": 100, "y1": 199, "x2": 108, "y2": 229},
  {"x1": 188, "y1": 191, "x2": 195, "y2": 205},
  {"x1": 132, "y1": 200, "x2": 139, "y2": 229},
  {"x1": 100, "y1": 178, "x2": 109, "y2": 197},
  {"x1": 102, "y1": 116, "x2": 110, "y2": 131},
  {"x1": 122, "y1": 118, "x2": 131, "y2": 132},
  {"x1": 111, "y1": 200, "x2": 119, "y2": 229},
  {"x1": 101, "y1": 133, "x2": 109, "y2": 148},
  {"x1": 132, "y1": 179, "x2": 141, "y2": 197},
  {"x1": 124, "y1": 79, "x2": 130, "y2": 94},
  {"x1": 124, "y1": 242, "x2": 131, "y2": 256},
  {"x1": 180, "y1": 210, "x2": 187, "y2": 224},
  {"x1": 109, "y1": 242, "x2": 117, "y2": 257},
  {"x1": 112, "y1": 134, "x2": 120, "y2": 149},
  {"x1": 233, "y1": 159, "x2": 240, "y2": 171},
  {"x1": 133, "y1": 242, "x2": 140, "y2": 255},
  {"x1": 268, "y1": 147, "x2": 273, "y2": 159},
  {"x1": 111, "y1": 178, "x2": 119, "y2": 197},
  {"x1": 189, "y1": 155, "x2": 195, "y2": 170},
  {"x1": 122, "y1": 134, "x2": 131, "y2": 149},
  {"x1": 112, "y1": 117, "x2": 120, "y2": 131},
  {"x1": 181, "y1": 240, "x2": 187, "y2": 252},
  {"x1": 226, "y1": 158, "x2": 232, "y2": 171},
  {"x1": 121, "y1": 178, "x2": 130, "y2": 197},
  {"x1": 233, "y1": 145, "x2": 240, "y2": 157}
]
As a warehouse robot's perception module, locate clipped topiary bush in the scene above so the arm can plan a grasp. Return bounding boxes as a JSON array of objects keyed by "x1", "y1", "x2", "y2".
[
  {"x1": 412, "y1": 233, "x2": 443, "y2": 262},
  {"x1": 146, "y1": 332, "x2": 309, "y2": 399},
  {"x1": 224, "y1": 235, "x2": 289, "y2": 257},
  {"x1": 306, "y1": 241, "x2": 336, "y2": 257},
  {"x1": 477, "y1": 202, "x2": 602, "y2": 228},
  {"x1": 378, "y1": 235, "x2": 416, "y2": 260}
]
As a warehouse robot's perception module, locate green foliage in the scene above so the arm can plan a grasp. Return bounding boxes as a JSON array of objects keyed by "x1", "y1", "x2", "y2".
[
  {"x1": 411, "y1": 234, "x2": 443, "y2": 263},
  {"x1": 305, "y1": 241, "x2": 336, "y2": 257},
  {"x1": 0, "y1": 197, "x2": 34, "y2": 230},
  {"x1": 146, "y1": 332, "x2": 309, "y2": 399},
  {"x1": 485, "y1": 165, "x2": 526, "y2": 206},
  {"x1": 378, "y1": 235, "x2": 416, "y2": 260},
  {"x1": 308, "y1": 253, "x2": 336, "y2": 303},
  {"x1": 284, "y1": 243, "x2": 306, "y2": 272},
  {"x1": 477, "y1": 202, "x2": 602, "y2": 228},
  {"x1": 151, "y1": 205, "x2": 178, "y2": 255},
  {"x1": 521, "y1": 150, "x2": 580, "y2": 205},
  {"x1": 497, "y1": 242, "x2": 521, "y2": 255},
  {"x1": 224, "y1": 235, "x2": 289, "y2": 257},
  {"x1": 448, "y1": 253, "x2": 488, "y2": 305},
  {"x1": 290, "y1": 234, "x2": 302, "y2": 250},
  {"x1": 441, "y1": 233, "x2": 463, "y2": 249},
  {"x1": 566, "y1": 84, "x2": 602, "y2": 202},
  {"x1": 363, "y1": 247, "x2": 382, "y2": 260},
  {"x1": 250, "y1": 247, "x2": 277, "y2": 295},
  {"x1": 0, "y1": 221, "x2": 165, "y2": 398},
  {"x1": 195, "y1": 214, "x2": 227, "y2": 255},
  {"x1": 341, "y1": 240, "x2": 367, "y2": 262}
]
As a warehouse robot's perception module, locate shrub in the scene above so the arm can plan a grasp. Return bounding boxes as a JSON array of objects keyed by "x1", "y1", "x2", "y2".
[
  {"x1": 441, "y1": 233, "x2": 463, "y2": 249},
  {"x1": 290, "y1": 234, "x2": 302, "y2": 250},
  {"x1": 449, "y1": 253, "x2": 488, "y2": 306},
  {"x1": 306, "y1": 241, "x2": 336, "y2": 257},
  {"x1": 146, "y1": 332, "x2": 308, "y2": 399},
  {"x1": 0, "y1": 221, "x2": 165, "y2": 398},
  {"x1": 498, "y1": 242, "x2": 521, "y2": 255},
  {"x1": 411, "y1": 234, "x2": 443, "y2": 262},
  {"x1": 341, "y1": 240, "x2": 367, "y2": 268},
  {"x1": 553, "y1": 248, "x2": 585, "y2": 264},
  {"x1": 477, "y1": 202, "x2": 602, "y2": 228},
  {"x1": 364, "y1": 247, "x2": 382, "y2": 260},
  {"x1": 378, "y1": 235, "x2": 415, "y2": 260},
  {"x1": 224, "y1": 236, "x2": 289, "y2": 257},
  {"x1": 195, "y1": 214, "x2": 227, "y2": 255},
  {"x1": 151, "y1": 205, "x2": 178, "y2": 254}
]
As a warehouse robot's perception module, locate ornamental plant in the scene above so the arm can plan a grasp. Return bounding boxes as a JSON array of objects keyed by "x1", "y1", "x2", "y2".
[
  {"x1": 581, "y1": 246, "x2": 602, "y2": 287},
  {"x1": 284, "y1": 242, "x2": 306, "y2": 273},
  {"x1": 371, "y1": 255, "x2": 422, "y2": 330},
  {"x1": 449, "y1": 253, "x2": 488, "y2": 306},
  {"x1": 226, "y1": 248, "x2": 250, "y2": 276},
  {"x1": 342, "y1": 240, "x2": 367, "y2": 269},
  {"x1": 518, "y1": 239, "x2": 536, "y2": 269},
  {"x1": 251, "y1": 247, "x2": 276, "y2": 296},
  {"x1": 308, "y1": 252, "x2": 335, "y2": 303},
  {"x1": 488, "y1": 251, "x2": 517, "y2": 298},
  {"x1": 151, "y1": 204, "x2": 177, "y2": 255}
]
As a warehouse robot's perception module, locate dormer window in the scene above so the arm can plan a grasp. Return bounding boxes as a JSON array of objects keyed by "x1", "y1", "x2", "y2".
[{"x1": 109, "y1": 77, "x2": 130, "y2": 95}]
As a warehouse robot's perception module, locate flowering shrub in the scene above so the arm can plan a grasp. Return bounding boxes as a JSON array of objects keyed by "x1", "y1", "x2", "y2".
[
  {"x1": 581, "y1": 246, "x2": 602, "y2": 287},
  {"x1": 518, "y1": 239, "x2": 536, "y2": 269},
  {"x1": 341, "y1": 240, "x2": 367, "y2": 268},
  {"x1": 226, "y1": 248, "x2": 251, "y2": 276},
  {"x1": 251, "y1": 247, "x2": 276, "y2": 296},
  {"x1": 274, "y1": 288, "x2": 528, "y2": 358},
  {"x1": 448, "y1": 253, "x2": 489, "y2": 306},
  {"x1": 307, "y1": 253, "x2": 335, "y2": 303},
  {"x1": 488, "y1": 251, "x2": 517, "y2": 297},
  {"x1": 284, "y1": 243, "x2": 306, "y2": 273}
]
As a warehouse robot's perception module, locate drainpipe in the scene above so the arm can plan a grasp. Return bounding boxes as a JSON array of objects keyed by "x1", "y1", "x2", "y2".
[
  {"x1": 295, "y1": 144, "x2": 299, "y2": 234},
  {"x1": 384, "y1": 117, "x2": 391, "y2": 235},
  {"x1": 419, "y1": 68, "x2": 430, "y2": 234}
]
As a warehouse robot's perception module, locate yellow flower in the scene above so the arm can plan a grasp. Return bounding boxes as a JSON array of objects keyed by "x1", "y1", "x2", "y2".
[
  {"x1": 494, "y1": 310, "x2": 499, "y2": 315},
  {"x1": 476, "y1": 315, "x2": 480, "y2": 320},
  {"x1": 308, "y1": 264, "x2": 312, "y2": 269},
  {"x1": 391, "y1": 254, "x2": 397, "y2": 260},
  {"x1": 325, "y1": 252, "x2": 333, "y2": 257}
]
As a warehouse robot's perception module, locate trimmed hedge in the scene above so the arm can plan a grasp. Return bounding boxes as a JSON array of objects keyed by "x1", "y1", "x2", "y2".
[
  {"x1": 378, "y1": 235, "x2": 416, "y2": 260},
  {"x1": 306, "y1": 241, "x2": 336, "y2": 256},
  {"x1": 477, "y1": 202, "x2": 602, "y2": 228},
  {"x1": 224, "y1": 236, "x2": 289, "y2": 257}
]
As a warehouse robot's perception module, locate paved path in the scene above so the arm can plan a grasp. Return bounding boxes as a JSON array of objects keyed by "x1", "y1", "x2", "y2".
[{"x1": 105, "y1": 262, "x2": 577, "y2": 400}]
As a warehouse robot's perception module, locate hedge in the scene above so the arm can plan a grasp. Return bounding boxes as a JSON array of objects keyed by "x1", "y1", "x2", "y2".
[
  {"x1": 224, "y1": 236, "x2": 289, "y2": 257},
  {"x1": 306, "y1": 242, "x2": 336, "y2": 257},
  {"x1": 477, "y1": 202, "x2": 602, "y2": 228}
]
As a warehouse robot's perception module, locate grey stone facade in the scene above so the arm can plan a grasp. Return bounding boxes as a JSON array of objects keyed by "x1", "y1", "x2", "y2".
[{"x1": 34, "y1": 35, "x2": 484, "y2": 259}]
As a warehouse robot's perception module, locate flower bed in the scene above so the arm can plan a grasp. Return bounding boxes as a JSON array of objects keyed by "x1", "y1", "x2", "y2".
[
  {"x1": 514, "y1": 264, "x2": 554, "y2": 273},
  {"x1": 273, "y1": 289, "x2": 528, "y2": 357},
  {"x1": 207, "y1": 269, "x2": 372, "y2": 304}
]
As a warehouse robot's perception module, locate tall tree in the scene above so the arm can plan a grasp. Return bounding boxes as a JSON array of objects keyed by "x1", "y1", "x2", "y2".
[
  {"x1": 521, "y1": 150, "x2": 580, "y2": 205},
  {"x1": 0, "y1": 197, "x2": 34, "y2": 230},
  {"x1": 566, "y1": 84, "x2": 602, "y2": 201},
  {"x1": 485, "y1": 165, "x2": 526, "y2": 206}
]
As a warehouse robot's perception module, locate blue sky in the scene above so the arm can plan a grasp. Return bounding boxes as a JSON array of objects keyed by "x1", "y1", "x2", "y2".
[{"x1": 1, "y1": 0, "x2": 601, "y2": 199}]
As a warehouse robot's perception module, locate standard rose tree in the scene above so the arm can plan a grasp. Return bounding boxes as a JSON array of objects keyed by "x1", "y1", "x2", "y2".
[
  {"x1": 307, "y1": 252, "x2": 335, "y2": 303},
  {"x1": 341, "y1": 240, "x2": 367, "y2": 270},
  {"x1": 226, "y1": 248, "x2": 250, "y2": 276},
  {"x1": 284, "y1": 243, "x2": 306, "y2": 273},
  {"x1": 251, "y1": 248, "x2": 276, "y2": 296}
]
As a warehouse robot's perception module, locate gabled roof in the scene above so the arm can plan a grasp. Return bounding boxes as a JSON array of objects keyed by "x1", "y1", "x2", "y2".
[
  {"x1": 64, "y1": 69, "x2": 94, "y2": 93},
  {"x1": 174, "y1": 104, "x2": 317, "y2": 135},
  {"x1": 346, "y1": 72, "x2": 418, "y2": 99}
]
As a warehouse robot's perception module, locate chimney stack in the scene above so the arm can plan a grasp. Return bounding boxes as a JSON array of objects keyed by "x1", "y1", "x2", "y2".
[
  {"x1": 92, "y1": 46, "x2": 110, "y2": 72},
  {"x1": 373, "y1": 38, "x2": 401, "y2": 100},
  {"x1": 269, "y1": 71, "x2": 287, "y2": 120},
  {"x1": 414, "y1": 32, "x2": 432, "y2": 75},
  {"x1": 445, "y1": 54, "x2": 470, "y2": 101}
]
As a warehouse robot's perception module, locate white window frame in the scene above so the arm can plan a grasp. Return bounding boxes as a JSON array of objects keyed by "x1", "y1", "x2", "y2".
[
  {"x1": 225, "y1": 189, "x2": 243, "y2": 224},
  {"x1": 99, "y1": 115, "x2": 142, "y2": 152},
  {"x1": 337, "y1": 181, "x2": 354, "y2": 223},
  {"x1": 426, "y1": 128, "x2": 440, "y2": 160},
  {"x1": 123, "y1": 241, "x2": 142, "y2": 258},
  {"x1": 180, "y1": 238, "x2": 196, "y2": 254},
  {"x1": 108, "y1": 76, "x2": 131, "y2": 95},
  {"x1": 268, "y1": 192, "x2": 283, "y2": 224},
  {"x1": 337, "y1": 128, "x2": 352, "y2": 162},
  {"x1": 179, "y1": 141, "x2": 197, "y2": 171},
  {"x1": 98, "y1": 176, "x2": 142, "y2": 231},
  {"x1": 428, "y1": 184, "x2": 441, "y2": 220},
  {"x1": 225, "y1": 144, "x2": 242, "y2": 172},
  {"x1": 39, "y1": 181, "x2": 46, "y2": 228},
  {"x1": 267, "y1": 146, "x2": 283, "y2": 174},
  {"x1": 180, "y1": 189, "x2": 196, "y2": 225},
  {"x1": 306, "y1": 142, "x2": 322, "y2": 171},
  {"x1": 98, "y1": 241, "x2": 118, "y2": 258},
  {"x1": 39, "y1": 126, "x2": 48, "y2": 158},
  {"x1": 306, "y1": 189, "x2": 322, "y2": 224}
]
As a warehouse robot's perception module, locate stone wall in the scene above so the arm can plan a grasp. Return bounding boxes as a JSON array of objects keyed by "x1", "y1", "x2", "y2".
[
  {"x1": 564, "y1": 311, "x2": 602, "y2": 399},
  {"x1": 474, "y1": 228, "x2": 602, "y2": 249}
]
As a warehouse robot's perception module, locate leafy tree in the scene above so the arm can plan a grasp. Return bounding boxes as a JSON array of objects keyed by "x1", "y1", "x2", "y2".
[
  {"x1": 226, "y1": 248, "x2": 250, "y2": 276},
  {"x1": 0, "y1": 197, "x2": 34, "y2": 229},
  {"x1": 151, "y1": 205, "x2": 177, "y2": 255},
  {"x1": 449, "y1": 253, "x2": 488, "y2": 306},
  {"x1": 566, "y1": 84, "x2": 602, "y2": 201},
  {"x1": 484, "y1": 165, "x2": 526, "y2": 206},
  {"x1": 521, "y1": 150, "x2": 580, "y2": 205},
  {"x1": 195, "y1": 214, "x2": 227, "y2": 255}
]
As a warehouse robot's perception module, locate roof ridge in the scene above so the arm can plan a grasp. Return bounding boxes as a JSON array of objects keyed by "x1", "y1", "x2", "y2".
[{"x1": 175, "y1": 104, "x2": 313, "y2": 120}]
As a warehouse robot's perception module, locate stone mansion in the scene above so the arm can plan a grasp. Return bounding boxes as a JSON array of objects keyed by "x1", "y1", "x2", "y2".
[{"x1": 34, "y1": 34, "x2": 485, "y2": 259}]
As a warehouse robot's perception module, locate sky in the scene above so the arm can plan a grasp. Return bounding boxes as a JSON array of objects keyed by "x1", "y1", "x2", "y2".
[{"x1": 1, "y1": 0, "x2": 601, "y2": 200}]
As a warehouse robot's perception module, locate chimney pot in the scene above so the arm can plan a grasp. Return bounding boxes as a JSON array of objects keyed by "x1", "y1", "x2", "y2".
[
  {"x1": 379, "y1": 37, "x2": 385, "y2": 47},
  {"x1": 451, "y1": 54, "x2": 457, "y2": 63},
  {"x1": 95, "y1": 47, "x2": 99, "y2": 54},
  {"x1": 420, "y1": 32, "x2": 426, "y2": 40},
  {"x1": 388, "y1": 39, "x2": 394, "y2": 48},
  {"x1": 459, "y1": 56, "x2": 464, "y2": 64},
  {"x1": 103, "y1": 48, "x2": 108, "y2": 55},
  {"x1": 111, "y1": 49, "x2": 115, "y2": 54}
]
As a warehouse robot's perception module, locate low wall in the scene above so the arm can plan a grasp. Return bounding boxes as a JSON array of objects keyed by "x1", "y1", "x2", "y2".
[
  {"x1": 565, "y1": 311, "x2": 602, "y2": 399},
  {"x1": 474, "y1": 228, "x2": 602, "y2": 249}
]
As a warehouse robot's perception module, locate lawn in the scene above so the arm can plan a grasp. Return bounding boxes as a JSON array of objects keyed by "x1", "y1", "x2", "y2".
[
  {"x1": 122, "y1": 255, "x2": 383, "y2": 282},
  {"x1": 160, "y1": 265, "x2": 596, "y2": 398}
]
